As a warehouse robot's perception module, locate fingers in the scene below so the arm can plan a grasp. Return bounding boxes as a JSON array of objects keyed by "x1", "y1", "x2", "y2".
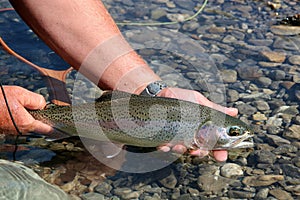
[
  {"x1": 13, "y1": 86, "x2": 47, "y2": 110},
  {"x1": 31, "y1": 120, "x2": 54, "y2": 134},
  {"x1": 212, "y1": 150, "x2": 228, "y2": 162}
]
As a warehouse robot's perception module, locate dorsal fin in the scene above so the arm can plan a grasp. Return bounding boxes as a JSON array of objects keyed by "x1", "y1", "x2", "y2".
[{"x1": 96, "y1": 90, "x2": 140, "y2": 102}]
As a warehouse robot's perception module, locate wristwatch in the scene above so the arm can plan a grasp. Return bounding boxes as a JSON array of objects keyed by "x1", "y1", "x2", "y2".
[{"x1": 140, "y1": 81, "x2": 168, "y2": 97}]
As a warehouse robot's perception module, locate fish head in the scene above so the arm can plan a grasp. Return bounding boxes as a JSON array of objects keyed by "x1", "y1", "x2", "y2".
[{"x1": 191, "y1": 119, "x2": 254, "y2": 150}]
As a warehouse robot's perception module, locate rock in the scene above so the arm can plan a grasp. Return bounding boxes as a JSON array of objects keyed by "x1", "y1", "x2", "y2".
[
  {"x1": 293, "y1": 73, "x2": 300, "y2": 83},
  {"x1": 292, "y1": 157, "x2": 300, "y2": 167},
  {"x1": 252, "y1": 112, "x2": 267, "y2": 121},
  {"x1": 221, "y1": 69, "x2": 237, "y2": 83},
  {"x1": 113, "y1": 188, "x2": 140, "y2": 200},
  {"x1": 236, "y1": 103, "x2": 257, "y2": 115},
  {"x1": 228, "y1": 190, "x2": 255, "y2": 199},
  {"x1": 253, "y1": 100, "x2": 270, "y2": 111},
  {"x1": 187, "y1": 188, "x2": 200, "y2": 197},
  {"x1": 227, "y1": 89, "x2": 239, "y2": 102},
  {"x1": 242, "y1": 175, "x2": 284, "y2": 186},
  {"x1": 269, "y1": 70, "x2": 286, "y2": 81},
  {"x1": 254, "y1": 188, "x2": 269, "y2": 200},
  {"x1": 197, "y1": 174, "x2": 235, "y2": 194},
  {"x1": 269, "y1": 188, "x2": 293, "y2": 200},
  {"x1": 281, "y1": 164, "x2": 300, "y2": 179},
  {"x1": 237, "y1": 65, "x2": 263, "y2": 80},
  {"x1": 220, "y1": 163, "x2": 243, "y2": 178},
  {"x1": 266, "y1": 116, "x2": 283, "y2": 127},
  {"x1": 254, "y1": 150, "x2": 277, "y2": 164},
  {"x1": 272, "y1": 144, "x2": 298, "y2": 154},
  {"x1": 266, "y1": 134, "x2": 291, "y2": 146},
  {"x1": 81, "y1": 193, "x2": 105, "y2": 200},
  {"x1": 95, "y1": 182, "x2": 113, "y2": 195},
  {"x1": 261, "y1": 51, "x2": 286, "y2": 63},
  {"x1": 151, "y1": 9, "x2": 167, "y2": 20},
  {"x1": 271, "y1": 25, "x2": 300, "y2": 35},
  {"x1": 159, "y1": 171, "x2": 177, "y2": 189},
  {"x1": 256, "y1": 77, "x2": 272, "y2": 87},
  {"x1": 288, "y1": 55, "x2": 300, "y2": 65},
  {"x1": 283, "y1": 125, "x2": 300, "y2": 140}
]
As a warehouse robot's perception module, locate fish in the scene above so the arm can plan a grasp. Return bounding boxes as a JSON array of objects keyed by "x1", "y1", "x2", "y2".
[{"x1": 29, "y1": 90, "x2": 254, "y2": 151}]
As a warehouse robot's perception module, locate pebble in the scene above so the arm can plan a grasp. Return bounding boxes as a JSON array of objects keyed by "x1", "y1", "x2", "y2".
[
  {"x1": 252, "y1": 112, "x2": 267, "y2": 121},
  {"x1": 227, "y1": 89, "x2": 239, "y2": 102},
  {"x1": 269, "y1": 188, "x2": 294, "y2": 200},
  {"x1": 283, "y1": 125, "x2": 300, "y2": 140},
  {"x1": 236, "y1": 103, "x2": 257, "y2": 115},
  {"x1": 94, "y1": 182, "x2": 113, "y2": 195},
  {"x1": 253, "y1": 150, "x2": 277, "y2": 164},
  {"x1": 197, "y1": 174, "x2": 234, "y2": 194},
  {"x1": 220, "y1": 163, "x2": 244, "y2": 178},
  {"x1": 242, "y1": 175, "x2": 284, "y2": 186},
  {"x1": 266, "y1": 134, "x2": 291, "y2": 146},
  {"x1": 261, "y1": 51, "x2": 286, "y2": 63},
  {"x1": 80, "y1": 192, "x2": 105, "y2": 200},
  {"x1": 228, "y1": 190, "x2": 255, "y2": 199},
  {"x1": 271, "y1": 25, "x2": 300, "y2": 35},
  {"x1": 237, "y1": 65, "x2": 263, "y2": 80},
  {"x1": 288, "y1": 55, "x2": 300, "y2": 65},
  {"x1": 159, "y1": 171, "x2": 177, "y2": 189},
  {"x1": 221, "y1": 69, "x2": 237, "y2": 83},
  {"x1": 269, "y1": 70, "x2": 286, "y2": 81},
  {"x1": 254, "y1": 188, "x2": 269, "y2": 200},
  {"x1": 253, "y1": 100, "x2": 270, "y2": 111},
  {"x1": 256, "y1": 77, "x2": 272, "y2": 87}
]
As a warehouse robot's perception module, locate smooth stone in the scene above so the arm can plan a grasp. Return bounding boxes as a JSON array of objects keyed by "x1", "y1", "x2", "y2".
[
  {"x1": 242, "y1": 175, "x2": 284, "y2": 186},
  {"x1": 159, "y1": 171, "x2": 177, "y2": 189},
  {"x1": 266, "y1": 134, "x2": 291, "y2": 146},
  {"x1": 177, "y1": 194, "x2": 192, "y2": 200},
  {"x1": 237, "y1": 65, "x2": 263, "y2": 80},
  {"x1": 187, "y1": 188, "x2": 200, "y2": 197},
  {"x1": 273, "y1": 106, "x2": 299, "y2": 115},
  {"x1": 227, "y1": 89, "x2": 239, "y2": 102},
  {"x1": 271, "y1": 25, "x2": 300, "y2": 35},
  {"x1": 258, "y1": 62, "x2": 282, "y2": 68},
  {"x1": 269, "y1": 70, "x2": 286, "y2": 81},
  {"x1": 81, "y1": 193, "x2": 105, "y2": 200},
  {"x1": 281, "y1": 164, "x2": 300, "y2": 179},
  {"x1": 261, "y1": 51, "x2": 286, "y2": 63},
  {"x1": 94, "y1": 182, "x2": 113, "y2": 195},
  {"x1": 253, "y1": 100, "x2": 270, "y2": 111},
  {"x1": 236, "y1": 103, "x2": 257, "y2": 115},
  {"x1": 269, "y1": 188, "x2": 293, "y2": 200},
  {"x1": 252, "y1": 112, "x2": 267, "y2": 121},
  {"x1": 254, "y1": 188, "x2": 269, "y2": 200},
  {"x1": 221, "y1": 69, "x2": 237, "y2": 83},
  {"x1": 293, "y1": 73, "x2": 300, "y2": 83},
  {"x1": 220, "y1": 163, "x2": 243, "y2": 178},
  {"x1": 197, "y1": 174, "x2": 235, "y2": 194},
  {"x1": 283, "y1": 125, "x2": 300, "y2": 140},
  {"x1": 256, "y1": 77, "x2": 272, "y2": 87},
  {"x1": 288, "y1": 55, "x2": 300, "y2": 65},
  {"x1": 151, "y1": 9, "x2": 167, "y2": 20},
  {"x1": 228, "y1": 190, "x2": 255, "y2": 199},
  {"x1": 254, "y1": 150, "x2": 277, "y2": 164},
  {"x1": 273, "y1": 144, "x2": 297, "y2": 154}
]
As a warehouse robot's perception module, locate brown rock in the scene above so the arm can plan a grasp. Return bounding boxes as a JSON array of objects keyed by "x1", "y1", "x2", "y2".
[
  {"x1": 242, "y1": 175, "x2": 284, "y2": 186},
  {"x1": 269, "y1": 188, "x2": 293, "y2": 200},
  {"x1": 261, "y1": 51, "x2": 286, "y2": 63}
]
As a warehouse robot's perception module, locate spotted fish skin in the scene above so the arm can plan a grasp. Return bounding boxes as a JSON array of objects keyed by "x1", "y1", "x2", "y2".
[{"x1": 29, "y1": 91, "x2": 253, "y2": 150}]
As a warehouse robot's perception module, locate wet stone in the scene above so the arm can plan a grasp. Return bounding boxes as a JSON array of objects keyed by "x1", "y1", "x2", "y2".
[
  {"x1": 220, "y1": 163, "x2": 243, "y2": 178},
  {"x1": 253, "y1": 150, "x2": 277, "y2": 164},
  {"x1": 237, "y1": 65, "x2": 263, "y2": 80},
  {"x1": 269, "y1": 70, "x2": 286, "y2": 81},
  {"x1": 221, "y1": 69, "x2": 237, "y2": 83},
  {"x1": 281, "y1": 164, "x2": 300, "y2": 179},
  {"x1": 242, "y1": 175, "x2": 284, "y2": 187},
  {"x1": 269, "y1": 188, "x2": 294, "y2": 200},
  {"x1": 228, "y1": 190, "x2": 255, "y2": 199},
  {"x1": 271, "y1": 25, "x2": 300, "y2": 35},
  {"x1": 94, "y1": 182, "x2": 113, "y2": 195},
  {"x1": 254, "y1": 188, "x2": 269, "y2": 200},
  {"x1": 227, "y1": 89, "x2": 239, "y2": 102},
  {"x1": 81, "y1": 192, "x2": 105, "y2": 200},
  {"x1": 266, "y1": 134, "x2": 291, "y2": 146},
  {"x1": 256, "y1": 77, "x2": 272, "y2": 87},
  {"x1": 159, "y1": 171, "x2": 177, "y2": 189},
  {"x1": 272, "y1": 144, "x2": 298, "y2": 154},
  {"x1": 261, "y1": 51, "x2": 286, "y2": 63},
  {"x1": 288, "y1": 55, "x2": 300, "y2": 65},
  {"x1": 253, "y1": 100, "x2": 270, "y2": 111},
  {"x1": 236, "y1": 103, "x2": 257, "y2": 115},
  {"x1": 197, "y1": 174, "x2": 234, "y2": 194},
  {"x1": 283, "y1": 125, "x2": 300, "y2": 140}
]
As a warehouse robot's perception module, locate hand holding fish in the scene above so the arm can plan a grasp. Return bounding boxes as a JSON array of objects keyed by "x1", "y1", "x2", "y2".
[
  {"x1": 0, "y1": 85, "x2": 53, "y2": 135},
  {"x1": 157, "y1": 87, "x2": 239, "y2": 162}
]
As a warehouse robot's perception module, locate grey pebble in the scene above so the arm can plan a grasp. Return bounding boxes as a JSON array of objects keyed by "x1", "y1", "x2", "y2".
[
  {"x1": 94, "y1": 182, "x2": 113, "y2": 195},
  {"x1": 253, "y1": 100, "x2": 270, "y2": 111},
  {"x1": 269, "y1": 188, "x2": 294, "y2": 200},
  {"x1": 237, "y1": 65, "x2": 263, "y2": 80},
  {"x1": 80, "y1": 192, "x2": 105, "y2": 200},
  {"x1": 269, "y1": 69, "x2": 286, "y2": 81},
  {"x1": 227, "y1": 89, "x2": 239, "y2": 102},
  {"x1": 288, "y1": 55, "x2": 300, "y2": 65},
  {"x1": 159, "y1": 171, "x2": 177, "y2": 189},
  {"x1": 256, "y1": 77, "x2": 272, "y2": 87},
  {"x1": 220, "y1": 163, "x2": 243, "y2": 178},
  {"x1": 254, "y1": 188, "x2": 269, "y2": 200},
  {"x1": 221, "y1": 69, "x2": 237, "y2": 83},
  {"x1": 281, "y1": 164, "x2": 300, "y2": 179},
  {"x1": 236, "y1": 102, "x2": 257, "y2": 115},
  {"x1": 283, "y1": 125, "x2": 300, "y2": 140},
  {"x1": 273, "y1": 144, "x2": 297, "y2": 155},
  {"x1": 228, "y1": 190, "x2": 255, "y2": 199},
  {"x1": 254, "y1": 150, "x2": 277, "y2": 164}
]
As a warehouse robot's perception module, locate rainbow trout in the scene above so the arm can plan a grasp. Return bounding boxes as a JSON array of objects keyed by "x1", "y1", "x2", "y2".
[{"x1": 29, "y1": 91, "x2": 254, "y2": 150}]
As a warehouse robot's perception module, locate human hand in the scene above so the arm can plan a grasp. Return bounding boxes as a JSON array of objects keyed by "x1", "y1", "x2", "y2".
[
  {"x1": 157, "y1": 87, "x2": 238, "y2": 162},
  {"x1": 0, "y1": 85, "x2": 53, "y2": 135}
]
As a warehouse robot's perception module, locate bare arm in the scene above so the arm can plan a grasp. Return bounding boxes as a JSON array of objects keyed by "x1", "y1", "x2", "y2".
[{"x1": 9, "y1": 0, "x2": 160, "y2": 93}]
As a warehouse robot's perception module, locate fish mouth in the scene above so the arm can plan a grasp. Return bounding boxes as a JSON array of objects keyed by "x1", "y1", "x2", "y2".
[{"x1": 231, "y1": 137, "x2": 254, "y2": 149}]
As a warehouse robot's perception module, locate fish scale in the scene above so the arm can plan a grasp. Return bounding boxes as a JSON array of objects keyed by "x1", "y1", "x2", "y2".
[{"x1": 29, "y1": 91, "x2": 254, "y2": 150}]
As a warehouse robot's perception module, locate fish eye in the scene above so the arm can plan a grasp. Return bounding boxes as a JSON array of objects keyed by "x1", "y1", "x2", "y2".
[{"x1": 227, "y1": 126, "x2": 242, "y2": 136}]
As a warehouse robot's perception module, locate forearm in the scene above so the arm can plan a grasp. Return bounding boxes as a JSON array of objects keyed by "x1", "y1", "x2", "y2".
[{"x1": 9, "y1": 0, "x2": 160, "y2": 93}]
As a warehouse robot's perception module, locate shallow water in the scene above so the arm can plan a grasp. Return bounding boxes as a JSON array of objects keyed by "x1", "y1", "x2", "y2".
[{"x1": 0, "y1": 0, "x2": 300, "y2": 199}]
